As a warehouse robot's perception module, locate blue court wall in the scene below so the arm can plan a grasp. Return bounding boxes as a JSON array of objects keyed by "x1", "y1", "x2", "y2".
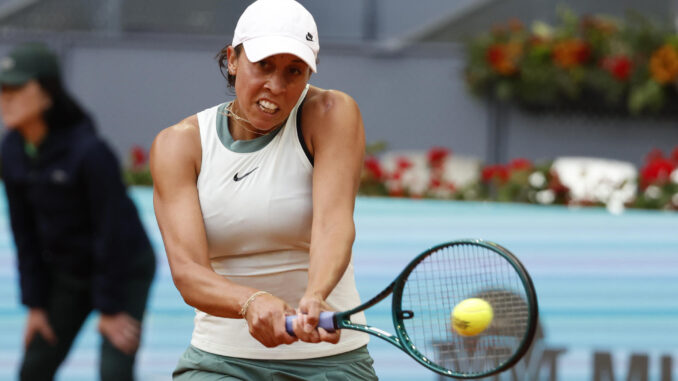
[{"x1": 0, "y1": 187, "x2": 676, "y2": 380}]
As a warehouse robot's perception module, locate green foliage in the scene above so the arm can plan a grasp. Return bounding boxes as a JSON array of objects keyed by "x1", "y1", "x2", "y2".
[
  {"x1": 123, "y1": 145, "x2": 152, "y2": 186},
  {"x1": 123, "y1": 168, "x2": 152, "y2": 186}
]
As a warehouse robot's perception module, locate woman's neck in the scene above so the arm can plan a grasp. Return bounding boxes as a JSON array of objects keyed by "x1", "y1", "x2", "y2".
[{"x1": 18, "y1": 118, "x2": 49, "y2": 146}]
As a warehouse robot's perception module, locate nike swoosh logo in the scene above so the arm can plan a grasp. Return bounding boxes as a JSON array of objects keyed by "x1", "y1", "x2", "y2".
[{"x1": 233, "y1": 167, "x2": 258, "y2": 181}]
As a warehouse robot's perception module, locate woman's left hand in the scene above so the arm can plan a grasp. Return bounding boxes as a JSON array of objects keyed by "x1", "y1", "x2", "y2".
[
  {"x1": 98, "y1": 312, "x2": 141, "y2": 355},
  {"x1": 294, "y1": 293, "x2": 341, "y2": 344}
]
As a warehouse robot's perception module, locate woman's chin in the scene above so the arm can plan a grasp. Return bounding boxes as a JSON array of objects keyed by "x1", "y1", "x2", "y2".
[
  {"x1": 250, "y1": 118, "x2": 283, "y2": 132},
  {"x1": 0, "y1": 119, "x2": 19, "y2": 130}
]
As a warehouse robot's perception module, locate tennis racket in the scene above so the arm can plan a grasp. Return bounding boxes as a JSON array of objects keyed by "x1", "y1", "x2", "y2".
[{"x1": 285, "y1": 239, "x2": 538, "y2": 379}]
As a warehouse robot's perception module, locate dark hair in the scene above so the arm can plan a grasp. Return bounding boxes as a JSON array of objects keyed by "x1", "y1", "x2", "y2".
[
  {"x1": 37, "y1": 76, "x2": 88, "y2": 129},
  {"x1": 216, "y1": 44, "x2": 243, "y2": 89}
]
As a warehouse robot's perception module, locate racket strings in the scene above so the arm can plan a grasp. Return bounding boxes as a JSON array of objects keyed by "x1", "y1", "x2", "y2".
[{"x1": 400, "y1": 244, "x2": 530, "y2": 376}]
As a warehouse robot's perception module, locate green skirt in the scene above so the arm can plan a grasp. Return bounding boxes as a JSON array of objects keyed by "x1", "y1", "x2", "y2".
[{"x1": 173, "y1": 344, "x2": 378, "y2": 380}]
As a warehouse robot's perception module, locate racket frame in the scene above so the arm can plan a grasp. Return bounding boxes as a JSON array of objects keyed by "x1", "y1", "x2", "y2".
[
  {"x1": 333, "y1": 239, "x2": 539, "y2": 378},
  {"x1": 333, "y1": 280, "x2": 403, "y2": 347},
  {"x1": 391, "y1": 239, "x2": 539, "y2": 378}
]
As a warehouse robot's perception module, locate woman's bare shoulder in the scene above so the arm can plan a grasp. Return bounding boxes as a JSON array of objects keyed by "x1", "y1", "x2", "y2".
[
  {"x1": 157, "y1": 114, "x2": 198, "y2": 141},
  {"x1": 301, "y1": 86, "x2": 364, "y2": 157},
  {"x1": 154, "y1": 115, "x2": 200, "y2": 151},
  {"x1": 151, "y1": 115, "x2": 201, "y2": 171},
  {"x1": 304, "y1": 86, "x2": 359, "y2": 118}
]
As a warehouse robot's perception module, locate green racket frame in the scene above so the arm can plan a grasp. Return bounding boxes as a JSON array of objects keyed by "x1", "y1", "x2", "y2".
[{"x1": 330, "y1": 239, "x2": 539, "y2": 378}]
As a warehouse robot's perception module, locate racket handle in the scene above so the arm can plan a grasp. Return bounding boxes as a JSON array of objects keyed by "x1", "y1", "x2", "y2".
[{"x1": 285, "y1": 311, "x2": 337, "y2": 336}]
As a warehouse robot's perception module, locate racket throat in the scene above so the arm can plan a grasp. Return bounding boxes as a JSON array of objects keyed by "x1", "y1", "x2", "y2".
[{"x1": 399, "y1": 310, "x2": 414, "y2": 319}]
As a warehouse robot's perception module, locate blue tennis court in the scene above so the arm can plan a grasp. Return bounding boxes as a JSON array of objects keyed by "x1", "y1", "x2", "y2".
[{"x1": 1, "y1": 187, "x2": 676, "y2": 380}]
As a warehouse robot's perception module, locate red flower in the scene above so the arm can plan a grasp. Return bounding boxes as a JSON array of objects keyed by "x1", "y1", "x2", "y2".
[
  {"x1": 487, "y1": 44, "x2": 506, "y2": 63},
  {"x1": 486, "y1": 43, "x2": 522, "y2": 75},
  {"x1": 364, "y1": 156, "x2": 383, "y2": 180},
  {"x1": 548, "y1": 171, "x2": 569, "y2": 194},
  {"x1": 577, "y1": 43, "x2": 591, "y2": 63},
  {"x1": 671, "y1": 146, "x2": 678, "y2": 163},
  {"x1": 427, "y1": 147, "x2": 450, "y2": 168},
  {"x1": 389, "y1": 188, "x2": 405, "y2": 197},
  {"x1": 640, "y1": 157, "x2": 675, "y2": 187},
  {"x1": 482, "y1": 165, "x2": 509, "y2": 183},
  {"x1": 395, "y1": 157, "x2": 413, "y2": 171},
  {"x1": 508, "y1": 158, "x2": 532, "y2": 172},
  {"x1": 430, "y1": 178, "x2": 442, "y2": 188},
  {"x1": 645, "y1": 148, "x2": 665, "y2": 163},
  {"x1": 130, "y1": 145, "x2": 147, "y2": 168},
  {"x1": 601, "y1": 55, "x2": 633, "y2": 81}
]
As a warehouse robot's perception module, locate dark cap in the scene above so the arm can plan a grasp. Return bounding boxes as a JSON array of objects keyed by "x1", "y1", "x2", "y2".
[{"x1": 0, "y1": 42, "x2": 60, "y2": 86}]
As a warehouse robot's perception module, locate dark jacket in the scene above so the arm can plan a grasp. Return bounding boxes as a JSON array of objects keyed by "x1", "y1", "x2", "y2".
[{"x1": 1, "y1": 118, "x2": 152, "y2": 314}]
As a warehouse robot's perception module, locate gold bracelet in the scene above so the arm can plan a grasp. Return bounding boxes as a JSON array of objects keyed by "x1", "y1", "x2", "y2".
[{"x1": 239, "y1": 291, "x2": 270, "y2": 317}]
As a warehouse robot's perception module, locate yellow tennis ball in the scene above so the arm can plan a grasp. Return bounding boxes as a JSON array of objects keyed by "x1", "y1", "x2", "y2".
[{"x1": 451, "y1": 298, "x2": 493, "y2": 336}]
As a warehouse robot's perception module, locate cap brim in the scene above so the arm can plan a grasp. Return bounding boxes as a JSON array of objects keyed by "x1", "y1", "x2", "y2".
[
  {"x1": 0, "y1": 70, "x2": 32, "y2": 86},
  {"x1": 243, "y1": 36, "x2": 317, "y2": 73}
]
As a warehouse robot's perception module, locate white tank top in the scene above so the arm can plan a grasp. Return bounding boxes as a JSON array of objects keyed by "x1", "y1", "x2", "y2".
[{"x1": 192, "y1": 86, "x2": 369, "y2": 360}]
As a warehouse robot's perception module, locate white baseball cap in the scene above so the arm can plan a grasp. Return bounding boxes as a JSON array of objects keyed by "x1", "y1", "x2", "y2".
[{"x1": 232, "y1": 0, "x2": 319, "y2": 73}]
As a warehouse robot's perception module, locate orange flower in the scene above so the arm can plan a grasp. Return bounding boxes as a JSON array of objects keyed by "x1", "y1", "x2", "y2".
[
  {"x1": 649, "y1": 44, "x2": 678, "y2": 84},
  {"x1": 486, "y1": 42, "x2": 523, "y2": 75},
  {"x1": 508, "y1": 18, "x2": 524, "y2": 32},
  {"x1": 491, "y1": 24, "x2": 508, "y2": 37},
  {"x1": 552, "y1": 39, "x2": 590, "y2": 68},
  {"x1": 580, "y1": 16, "x2": 617, "y2": 35},
  {"x1": 491, "y1": 19, "x2": 524, "y2": 37}
]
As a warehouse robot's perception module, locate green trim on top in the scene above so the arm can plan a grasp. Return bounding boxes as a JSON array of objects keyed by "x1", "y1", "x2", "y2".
[
  {"x1": 24, "y1": 142, "x2": 38, "y2": 159},
  {"x1": 216, "y1": 102, "x2": 283, "y2": 153}
]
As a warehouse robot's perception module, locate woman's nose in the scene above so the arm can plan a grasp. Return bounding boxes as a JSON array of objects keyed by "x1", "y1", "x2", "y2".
[{"x1": 264, "y1": 73, "x2": 286, "y2": 94}]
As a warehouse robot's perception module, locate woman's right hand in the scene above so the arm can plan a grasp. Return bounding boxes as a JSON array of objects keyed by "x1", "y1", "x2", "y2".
[
  {"x1": 24, "y1": 308, "x2": 57, "y2": 348},
  {"x1": 98, "y1": 312, "x2": 141, "y2": 355},
  {"x1": 244, "y1": 293, "x2": 298, "y2": 348}
]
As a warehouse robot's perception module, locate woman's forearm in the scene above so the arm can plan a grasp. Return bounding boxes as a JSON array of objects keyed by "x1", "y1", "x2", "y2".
[
  {"x1": 171, "y1": 258, "x2": 258, "y2": 319},
  {"x1": 305, "y1": 217, "x2": 356, "y2": 299}
]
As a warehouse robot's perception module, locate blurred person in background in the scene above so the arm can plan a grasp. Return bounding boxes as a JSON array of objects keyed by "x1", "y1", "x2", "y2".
[
  {"x1": 151, "y1": 0, "x2": 377, "y2": 379},
  {"x1": 0, "y1": 42, "x2": 156, "y2": 381}
]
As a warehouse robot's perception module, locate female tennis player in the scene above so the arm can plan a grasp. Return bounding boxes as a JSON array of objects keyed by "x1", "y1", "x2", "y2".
[
  {"x1": 151, "y1": 0, "x2": 377, "y2": 379},
  {"x1": 0, "y1": 42, "x2": 156, "y2": 381}
]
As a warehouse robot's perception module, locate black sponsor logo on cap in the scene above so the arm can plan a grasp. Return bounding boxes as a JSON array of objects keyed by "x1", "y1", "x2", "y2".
[{"x1": 306, "y1": 32, "x2": 314, "y2": 42}]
